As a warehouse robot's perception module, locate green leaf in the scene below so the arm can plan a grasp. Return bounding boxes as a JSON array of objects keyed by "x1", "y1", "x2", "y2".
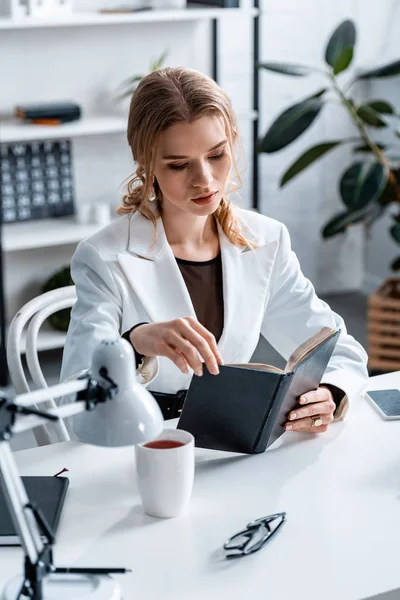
[
  {"x1": 390, "y1": 223, "x2": 400, "y2": 244},
  {"x1": 257, "y1": 62, "x2": 314, "y2": 76},
  {"x1": 325, "y1": 20, "x2": 356, "y2": 73},
  {"x1": 391, "y1": 256, "x2": 400, "y2": 271},
  {"x1": 333, "y1": 47, "x2": 354, "y2": 75},
  {"x1": 340, "y1": 162, "x2": 388, "y2": 210},
  {"x1": 363, "y1": 203, "x2": 386, "y2": 226},
  {"x1": 280, "y1": 141, "x2": 343, "y2": 186},
  {"x1": 379, "y1": 177, "x2": 399, "y2": 205},
  {"x1": 366, "y1": 100, "x2": 395, "y2": 114},
  {"x1": 304, "y1": 88, "x2": 327, "y2": 101},
  {"x1": 116, "y1": 90, "x2": 137, "y2": 100},
  {"x1": 358, "y1": 59, "x2": 400, "y2": 79},
  {"x1": 151, "y1": 49, "x2": 168, "y2": 72},
  {"x1": 353, "y1": 143, "x2": 386, "y2": 153},
  {"x1": 258, "y1": 99, "x2": 323, "y2": 153},
  {"x1": 322, "y1": 210, "x2": 364, "y2": 238},
  {"x1": 357, "y1": 105, "x2": 388, "y2": 128},
  {"x1": 122, "y1": 75, "x2": 144, "y2": 85}
]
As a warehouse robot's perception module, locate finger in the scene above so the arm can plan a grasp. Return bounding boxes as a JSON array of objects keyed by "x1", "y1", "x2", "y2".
[
  {"x1": 168, "y1": 334, "x2": 204, "y2": 376},
  {"x1": 284, "y1": 412, "x2": 334, "y2": 431},
  {"x1": 298, "y1": 388, "x2": 332, "y2": 406},
  {"x1": 177, "y1": 320, "x2": 220, "y2": 375},
  {"x1": 184, "y1": 317, "x2": 224, "y2": 365},
  {"x1": 295, "y1": 424, "x2": 329, "y2": 434},
  {"x1": 164, "y1": 345, "x2": 190, "y2": 375},
  {"x1": 287, "y1": 399, "x2": 335, "y2": 422}
]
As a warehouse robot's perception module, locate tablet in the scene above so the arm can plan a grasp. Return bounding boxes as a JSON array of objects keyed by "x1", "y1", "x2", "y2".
[{"x1": 366, "y1": 389, "x2": 400, "y2": 421}]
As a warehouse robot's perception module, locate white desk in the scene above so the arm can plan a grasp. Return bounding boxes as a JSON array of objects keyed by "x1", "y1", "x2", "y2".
[{"x1": 2, "y1": 372, "x2": 400, "y2": 600}]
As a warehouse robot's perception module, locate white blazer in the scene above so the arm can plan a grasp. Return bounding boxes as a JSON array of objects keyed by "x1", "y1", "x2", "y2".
[{"x1": 60, "y1": 206, "x2": 368, "y2": 422}]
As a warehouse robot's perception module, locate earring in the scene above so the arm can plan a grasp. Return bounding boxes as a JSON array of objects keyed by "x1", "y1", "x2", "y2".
[{"x1": 148, "y1": 177, "x2": 156, "y2": 201}]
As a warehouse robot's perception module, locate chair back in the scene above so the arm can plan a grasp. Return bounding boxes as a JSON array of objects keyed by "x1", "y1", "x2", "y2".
[{"x1": 7, "y1": 286, "x2": 77, "y2": 446}]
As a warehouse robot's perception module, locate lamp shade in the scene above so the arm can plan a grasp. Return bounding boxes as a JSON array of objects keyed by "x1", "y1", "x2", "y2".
[{"x1": 70, "y1": 338, "x2": 163, "y2": 447}]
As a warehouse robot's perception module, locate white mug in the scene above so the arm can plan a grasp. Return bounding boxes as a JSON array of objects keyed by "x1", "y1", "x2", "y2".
[{"x1": 135, "y1": 428, "x2": 194, "y2": 518}]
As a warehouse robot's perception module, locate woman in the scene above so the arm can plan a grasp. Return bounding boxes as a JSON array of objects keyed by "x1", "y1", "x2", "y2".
[{"x1": 61, "y1": 66, "x2": 368, "y2": 440}]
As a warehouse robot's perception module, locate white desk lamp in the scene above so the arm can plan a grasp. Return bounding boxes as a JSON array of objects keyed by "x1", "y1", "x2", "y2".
[{"x1": 0, "y1": 338, "x2": 164, "y2": 600}]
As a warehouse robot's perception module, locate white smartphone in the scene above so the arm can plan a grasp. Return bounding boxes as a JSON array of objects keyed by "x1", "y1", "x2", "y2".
[{"x1": 366, "y1": 389, "x2": 400, "y2": 421}]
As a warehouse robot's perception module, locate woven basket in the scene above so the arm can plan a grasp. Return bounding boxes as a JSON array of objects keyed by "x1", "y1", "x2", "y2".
[{"x1": 368, "y1": 277, "x2": 400, "y2": 372}]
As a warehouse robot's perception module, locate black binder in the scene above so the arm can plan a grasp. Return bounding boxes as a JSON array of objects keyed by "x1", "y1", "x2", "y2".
[{"x1": 0, "y1": 476, "x2": 69, "y2": 546}]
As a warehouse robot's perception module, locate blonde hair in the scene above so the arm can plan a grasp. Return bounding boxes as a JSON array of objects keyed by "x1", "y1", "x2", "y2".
[{"x1": 118, "y1": 66, "x2": 252, "y2": 248}]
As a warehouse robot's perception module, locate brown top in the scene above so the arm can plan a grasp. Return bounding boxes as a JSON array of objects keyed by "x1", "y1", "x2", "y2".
[{"x1": 176, "y1": 254, "x2": 224, "y2": 342}]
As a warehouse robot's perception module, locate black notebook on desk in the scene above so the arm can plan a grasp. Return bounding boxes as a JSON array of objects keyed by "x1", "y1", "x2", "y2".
[
  {"x1": 0, "y1": 476, "x2": 69, "y2": 546},
  {"x1": 178, "y1": 327, "x2": 340, "y2": 454}
]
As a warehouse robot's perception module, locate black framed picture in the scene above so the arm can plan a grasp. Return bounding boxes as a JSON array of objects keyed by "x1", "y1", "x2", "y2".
[{"x1": 0, "y1": 139, "x2": 75, "y2": 223}]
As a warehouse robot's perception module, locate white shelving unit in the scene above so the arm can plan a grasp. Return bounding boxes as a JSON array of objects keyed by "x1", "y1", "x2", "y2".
[
  {"x1": 3, "y1": 217, "x2": 104, "y2": 252},
  {"x1": 0, "y1": 116, "x2": 127, "y2": 143},
  {"x1": 1, "y1": 4, "x2": 259, "y2": 365},
  {"x1": 0, "y1": 6, "x2": 258, "y2": 30},
  {"x1": 0, "y1": 112, "x2": 257, "y2": 143}
]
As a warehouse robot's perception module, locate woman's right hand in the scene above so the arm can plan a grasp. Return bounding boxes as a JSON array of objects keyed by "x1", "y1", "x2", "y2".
[{"x1": 129, "y1": 317, "x2": 223, "y2": 376}]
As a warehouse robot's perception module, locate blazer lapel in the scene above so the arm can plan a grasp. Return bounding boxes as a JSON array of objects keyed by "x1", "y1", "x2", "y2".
[
  {"x1": 217, "y1": 222, "x2": 276, "y2": 362},
  {"x1": 117, "y1": 211, "x2": 196, "y2": 324},
  {"x1": 117, "y1": 209, "x2": 276, "y2": 363}
]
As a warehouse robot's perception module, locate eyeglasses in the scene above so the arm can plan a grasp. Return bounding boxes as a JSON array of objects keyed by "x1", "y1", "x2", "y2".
[{"x1": 223, "y1": 512, "x2": 287, "y2": 558}]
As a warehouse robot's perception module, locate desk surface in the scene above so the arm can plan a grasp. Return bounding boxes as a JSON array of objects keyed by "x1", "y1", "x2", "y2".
[{"x1": 2, "y1": 372, "x2": 400, "y2": 600}]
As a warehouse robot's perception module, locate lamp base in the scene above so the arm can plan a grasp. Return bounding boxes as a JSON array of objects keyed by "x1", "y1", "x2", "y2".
[{"x1": 2, "y1": 573, "x2": 121, "y2": 600}]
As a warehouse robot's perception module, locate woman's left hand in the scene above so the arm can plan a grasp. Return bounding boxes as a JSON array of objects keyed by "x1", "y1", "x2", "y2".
[{"x1": 284, "y1": 386, "x2": 336, "y2": 433}]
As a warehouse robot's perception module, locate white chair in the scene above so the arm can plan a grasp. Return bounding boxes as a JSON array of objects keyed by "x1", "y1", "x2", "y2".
[{"x1": 7, "y1": 286, "x2": 77, "y2": 446}]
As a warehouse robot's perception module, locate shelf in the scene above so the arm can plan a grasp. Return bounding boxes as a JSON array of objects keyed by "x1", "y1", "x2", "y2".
[
  {"x1": 0, "y1": 6, "x2": 259, "y2": 30},
  {"x1": 6, "y1": 322, "x2": 67, "y2": 354},
  {"x1": 245, "y1": 110, "x2": 258, "y2": 121},
  {"x1": 3, "y1": 217, "x2": 104, "y2": 252},
  {"x1": 22, "y1": 325, "x2": 67, "y2": 354},
  {"x1": 0, "y1": 112, "x2": 257, "y2": 143},
  {"x1": 0, "y1": 115, "x2": 127, "y2": 143}
]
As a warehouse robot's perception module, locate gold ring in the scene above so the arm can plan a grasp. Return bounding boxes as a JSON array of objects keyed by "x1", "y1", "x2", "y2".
[{"x1": 311, "y1": 416, "x2": 323, "y2": 427}]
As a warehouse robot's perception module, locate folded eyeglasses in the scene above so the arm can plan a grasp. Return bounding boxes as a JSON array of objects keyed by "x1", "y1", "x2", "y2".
[{"x1": 224, "y1": 512, "x2": 287, "y2": 558}]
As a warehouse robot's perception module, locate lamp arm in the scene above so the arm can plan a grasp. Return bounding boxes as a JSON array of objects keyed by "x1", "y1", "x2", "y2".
[
  {"x1": 13, "y1": 402, "x2": 87, "y2": 436},
  {"x1": 0, "y1": 372, "x2": 115, "y2": 599},
  {"x1": 15, "y1": 377, "x2": 89, "y2": 408},
  {"x1": 0, "y1": 443, "x2": 44, "y2": 564},
  {"x1": 12, "y1": 373, "x2": 117, "y2": 435},
  {"x1": 0, "y1": 337, "x2": 163, "y2": 599}
]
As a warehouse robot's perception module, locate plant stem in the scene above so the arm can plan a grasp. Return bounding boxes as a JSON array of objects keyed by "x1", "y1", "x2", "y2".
[
  {"x1": 330, "y1": 75, "x2": 384, "y2": 161},
  {"x1": 330, "y1": 74, "x2": 400, "y2": 204}
]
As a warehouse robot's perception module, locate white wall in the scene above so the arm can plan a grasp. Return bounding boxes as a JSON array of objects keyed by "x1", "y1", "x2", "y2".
[
  {"x1": 2, "y1": 0, "x2": 399, "y2": 320},
  {"x1": 257, "y1": 0, "x2": 399, "y2": 294},
  {"x1": 359, "y1": 0, "x2": 400, "y2": 293}
]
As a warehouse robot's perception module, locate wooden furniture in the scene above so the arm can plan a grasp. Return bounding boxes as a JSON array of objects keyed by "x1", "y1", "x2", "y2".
[
  {"x1": 368, "y1": 277, "x2": 400, "y2": 372},
  {"x1": 1, "y1": 371, "x2": 400, "y2": 600}
]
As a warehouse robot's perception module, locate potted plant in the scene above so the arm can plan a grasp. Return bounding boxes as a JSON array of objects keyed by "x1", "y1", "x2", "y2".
[
  {"x1": 116, "y1": 50, "x2": 168, "y2": 100},
  {"x1": 257, "y1": 19, "x2": 400, "y2": 372}
]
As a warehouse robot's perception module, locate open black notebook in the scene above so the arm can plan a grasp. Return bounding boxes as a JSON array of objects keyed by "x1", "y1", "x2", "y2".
[
  {"x1": 0, "y1": 476, "x2": 69, "y2": 546},
  {"x1": 178, "y1": 327, "x2": 340, "y2": 454}
]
